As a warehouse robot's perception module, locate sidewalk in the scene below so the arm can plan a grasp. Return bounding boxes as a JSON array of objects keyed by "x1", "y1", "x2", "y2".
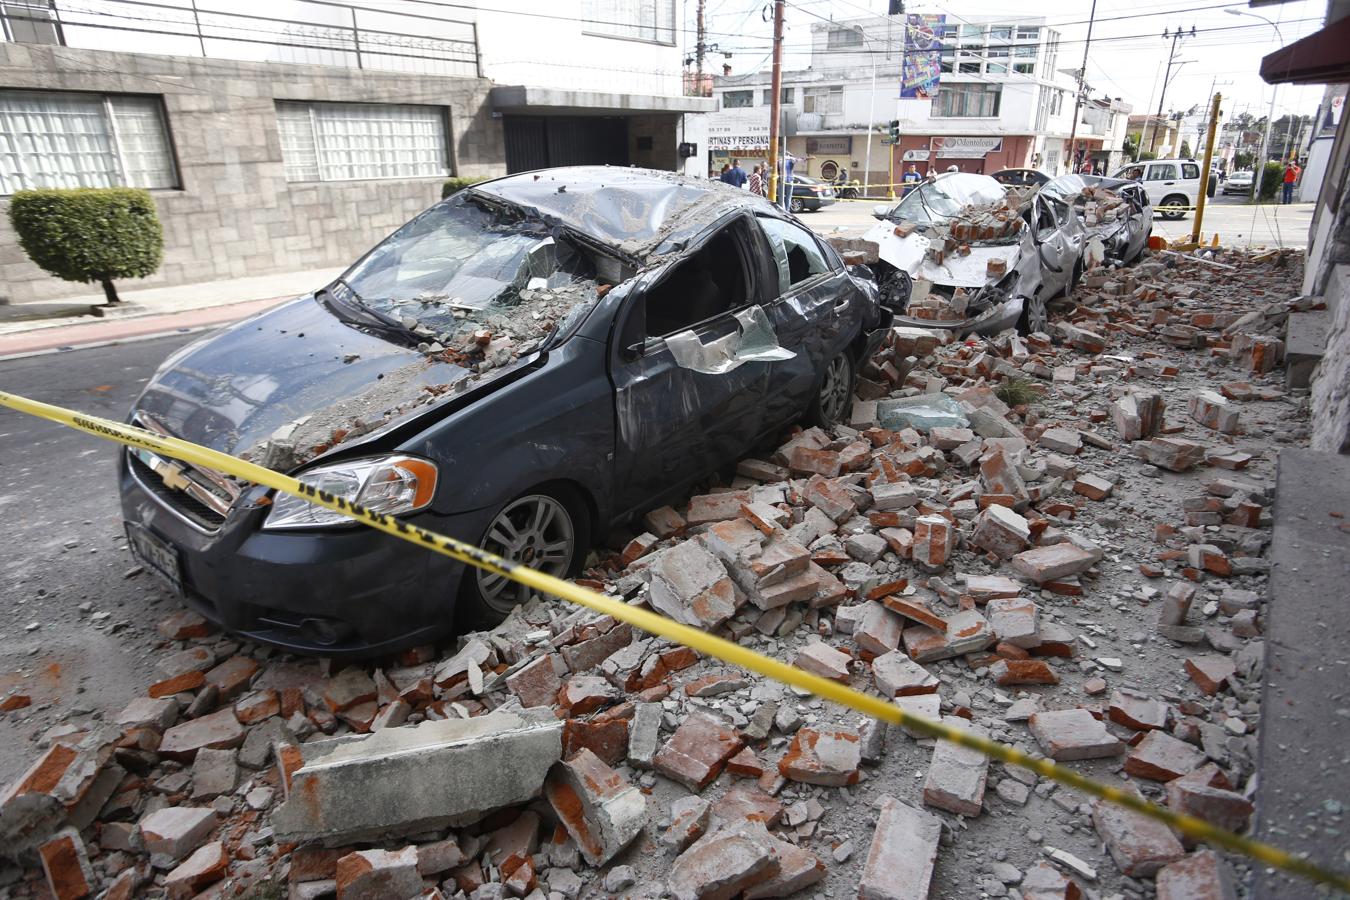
[{"x1": 0, "y1": 267, "x2": 344, "y2": 357}]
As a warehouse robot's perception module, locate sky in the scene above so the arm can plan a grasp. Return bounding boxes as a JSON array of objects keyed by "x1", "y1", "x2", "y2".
[{"x1": 692, "y1": 0, "x2": 1329, "y2": 122}]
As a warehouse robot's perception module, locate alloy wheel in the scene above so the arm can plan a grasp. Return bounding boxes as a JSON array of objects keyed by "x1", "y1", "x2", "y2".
[
  {"x1": 819, "y1": 354, "x2": 852, "y2": 425},
  {"x1": 476, "y1": 494, "x2": 575, "y2": 615},
  {"x1": 789, "y1": 198, "x2": 804, "y2": 213},
  {"x1": 1022, "y1": 295, "x2": 1048, "y2": 335}
]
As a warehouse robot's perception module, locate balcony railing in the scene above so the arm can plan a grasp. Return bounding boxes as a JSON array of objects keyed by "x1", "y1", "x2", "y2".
[{"x1": 0, "y1": 0, "x2": 480, "y2": 79}]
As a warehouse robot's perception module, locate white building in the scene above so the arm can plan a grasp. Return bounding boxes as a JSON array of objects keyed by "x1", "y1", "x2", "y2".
[
  {"x1": 707, "y1": 15, "x2": 1127, "y2": 190},
  {"x1": 474, "y1": 0, "x2": 713, "y2": 176}
]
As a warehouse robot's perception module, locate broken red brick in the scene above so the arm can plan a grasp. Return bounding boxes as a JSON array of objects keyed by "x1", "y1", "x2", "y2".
[
  {"x1": 38, "y1": 828, "x2": 95, "y2": 900},
  {"x1": 778, "y1": 727, "x2": 861, "y2": 786},
  {"x1": 653, "y1": 711, "x2": 744, "y2": 791},
  {"x1": 1184, "y1": 656, "x2": 1236, "y2": 695},
  {"x1": 991, "y1": 658, "x2": 1059, "y2": 686},
  {"x1": 1125, "y1": 730, "x2": 1205, "y2": 782}
]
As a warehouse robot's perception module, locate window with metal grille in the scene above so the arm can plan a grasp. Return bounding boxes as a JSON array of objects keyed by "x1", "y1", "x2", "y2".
[
  {"x1": 932, "y1": 83, "x2": 1002, "y2": 118},
  {"x1": 827, "y1": 27, "x2": 863, "y2": 49},
  {"x1": 0, "y1": 90, "x2": 177, "y2": 194},
  {"x1": 802, "y1": 86, "x2": 843, "y2": 116},
  {"x1": 276, "y1": 101, "x2": 448, "y2": 183},
  {"x1": 582, "y1": 0, "x2": 676, "y2": 45}
]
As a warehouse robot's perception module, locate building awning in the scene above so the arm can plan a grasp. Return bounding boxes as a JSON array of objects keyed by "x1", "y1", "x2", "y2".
[
  {"x1": 491, "y1": 85, "x2": 715, "y2": 116},
  {"x1": 1261, "y1": 15, "x2": 1350, "y2": 85}
]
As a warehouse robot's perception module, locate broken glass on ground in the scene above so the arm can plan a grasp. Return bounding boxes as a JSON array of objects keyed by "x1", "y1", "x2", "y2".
[{"x1": 877, "y1": 393, "x2": 970, "y2": 432}]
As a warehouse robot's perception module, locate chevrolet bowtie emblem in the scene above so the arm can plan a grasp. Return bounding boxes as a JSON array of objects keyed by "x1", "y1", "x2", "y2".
[{"x1": 159, "y1": 462, "x2": 192, "y2": 493}]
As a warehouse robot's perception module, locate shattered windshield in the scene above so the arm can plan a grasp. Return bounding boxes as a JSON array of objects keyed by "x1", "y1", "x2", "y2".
[
  {"x1": 886, "y1": 174, "x2": 1008, "y2": 227},
  {"x1": 336, "y1": 193, "x2": 599, "y2": 356}
]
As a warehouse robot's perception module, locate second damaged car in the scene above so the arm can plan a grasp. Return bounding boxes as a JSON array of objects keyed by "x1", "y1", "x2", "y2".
[
  {"x1": 846, "y1": 172, "x2": 1085, "y2": 336},
  {"x1": 120, "y1": 167, "x2": 888, "y2": 656}
]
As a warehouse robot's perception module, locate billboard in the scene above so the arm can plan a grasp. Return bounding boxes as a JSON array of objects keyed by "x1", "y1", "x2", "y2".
[{"x1": 901, "y1": 14, "x2": 944, "y2": 100}]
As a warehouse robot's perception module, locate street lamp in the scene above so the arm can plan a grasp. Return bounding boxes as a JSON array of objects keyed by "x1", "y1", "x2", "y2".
[{"x1": 1225, "y1": 7, "x2": 1284, "y2": 202}]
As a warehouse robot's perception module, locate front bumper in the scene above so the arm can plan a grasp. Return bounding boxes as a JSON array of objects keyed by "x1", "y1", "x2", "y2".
[
  {"x1": 890, "y1": 296, "x2": 1023, "y2": 338},
  {"x1": 120, "y1": 453, "x2": 494, "y2": 657}
]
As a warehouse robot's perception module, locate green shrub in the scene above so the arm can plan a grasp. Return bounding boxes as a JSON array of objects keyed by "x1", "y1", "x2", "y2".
[
  {"x1": 8, "y1": 188, "x2": 163, "y2": 305},
  {"x1": 1256, "y1": 162, "x2": 1284, "y2": 202},
  {"x1": 995, "y1": 376, "x2": 1041, "y2": 408},
  {"x1": 442, "y1": 177, "x2": 485, "y2": 199}
]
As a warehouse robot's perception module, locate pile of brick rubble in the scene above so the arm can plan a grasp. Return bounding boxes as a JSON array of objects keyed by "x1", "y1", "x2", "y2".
[{"x1": 0, "y1": 248, "x2": 1316, "y2": 900}]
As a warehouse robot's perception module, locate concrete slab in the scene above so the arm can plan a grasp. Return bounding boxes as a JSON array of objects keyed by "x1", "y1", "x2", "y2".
[
  {"x1": 272, "y1": 710, "x2": 562, "y2": 845},
  {"x1": 1251, "y1": 449, "x2": 1350, "y2": 899},
  {"x1": 1284, "y1": 309, "x2": 1330, "y2": 390}
]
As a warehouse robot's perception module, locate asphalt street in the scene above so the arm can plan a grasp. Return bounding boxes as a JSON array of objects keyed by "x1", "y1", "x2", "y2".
[
  {"x1": 804, "y1": 193, "x2": 1315, "y2": 249},
  {"x1": 0, "y1": 333, "x2": 199, "y2": 784}
]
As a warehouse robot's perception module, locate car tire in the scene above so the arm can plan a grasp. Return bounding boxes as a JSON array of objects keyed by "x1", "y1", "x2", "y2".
[
  {"x1": 459, "y1": 487, "x2": 589, "y2": 627},
  {"x1": 806, "y1": 351, "x2": 855, "y2": 428},
  {"x1": 1159, "y1": 194, "x2": 1189, "y2": 220},
  {"x1": 789, "y1": 197, "x2": 804, "y2": 213},
  {"x1": 1018, "y1": 293, "x2": 1048, "y2": 336}
]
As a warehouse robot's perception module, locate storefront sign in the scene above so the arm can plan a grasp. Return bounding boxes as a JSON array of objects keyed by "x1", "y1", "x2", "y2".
[
  {"x1": 708, "y1": 112, "x2": 771, "y2": 152},
  {"x1": 931, "y1": 136, "x2": 1003, "y2": 158},
  {"x1": 902, "y1": 149, "x2": 931, "y2": 161},
  {"x1": 901, "y1": 14, "x2": 944, "y2": 100},
  {"x1": 806, "y1": 136, "x2": 852, "y2": 155}
]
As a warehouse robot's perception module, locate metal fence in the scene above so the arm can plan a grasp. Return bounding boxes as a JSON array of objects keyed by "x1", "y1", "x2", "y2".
[{"x1": 0, "y1": 0, "x2": 480, "y2": 79}]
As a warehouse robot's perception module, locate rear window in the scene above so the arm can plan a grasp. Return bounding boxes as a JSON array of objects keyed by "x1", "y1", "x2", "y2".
[
  {"x1": 1181, "y1": 163, "x2": 1200, "y2": 180},
  {"x1": 1146, "y1": 164, "x2": 1177, "y2": 181}
]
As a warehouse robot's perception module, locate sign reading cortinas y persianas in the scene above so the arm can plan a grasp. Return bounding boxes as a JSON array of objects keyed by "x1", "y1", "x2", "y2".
[{"x1": 708, "y1": 111, "x2": 771, "y2": 152}]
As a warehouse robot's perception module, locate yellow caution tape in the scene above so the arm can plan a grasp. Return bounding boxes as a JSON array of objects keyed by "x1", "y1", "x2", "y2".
[{"x1": 0, "y1": 388, "x2": 1345, "y2": 893}]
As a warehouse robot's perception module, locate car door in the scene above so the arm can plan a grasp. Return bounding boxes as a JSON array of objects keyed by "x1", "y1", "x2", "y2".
[
  {"x1": 1027, "y1": 194, "x2": 1073, "y2": 297},
  {"x1": 755, "y1": 215, "x2": 854, "y2": 431},
  {"x1": 608, "y1": 215, "x2": 776, "y2": 517},
  {"x1": 1144, "y1": 162, "x2": 1178, "y2": 207}
]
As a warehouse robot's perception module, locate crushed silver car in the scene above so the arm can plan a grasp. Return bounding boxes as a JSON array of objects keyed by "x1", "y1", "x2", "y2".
[
  {"x1": 831, "y1": 172, "x2": 1085, "y2": 336},
  {"x1": 1039, "y1": 174, "x2": 1152, "y2": 269}
]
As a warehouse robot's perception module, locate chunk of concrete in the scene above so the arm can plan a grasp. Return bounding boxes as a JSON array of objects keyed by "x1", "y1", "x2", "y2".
[
  {"x1": 859, "y1": 796, "x2": 941, "y2": 900},
  {"x1": 544, "y1": 748, "x2": 646, "y2": 867},
  {"x1": 272, "y1": 710, "x2": 562, "y2": 843}
]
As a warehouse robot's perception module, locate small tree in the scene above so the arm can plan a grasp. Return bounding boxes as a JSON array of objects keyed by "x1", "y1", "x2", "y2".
[
  {"x1": 1256, "y1": 161, "x2": 1284, "y2": 202},
  {"x1": 1179, "y1": 140, "x2": 1193, "y2": 159},
  {"x1": 442, "y1": 177, "x2": 485, "y2": 199},
  {"x1": 8, "y1": 188, "x2": 163, "y2": 305}
]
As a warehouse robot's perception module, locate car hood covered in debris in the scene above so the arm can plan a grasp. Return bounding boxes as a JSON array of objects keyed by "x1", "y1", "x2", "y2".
[{"x1": 132, "y1": 297, "x2": 478, "y2": 463}]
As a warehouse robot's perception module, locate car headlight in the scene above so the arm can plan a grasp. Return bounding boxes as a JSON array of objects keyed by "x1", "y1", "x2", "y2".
[{"x1": 263, "y1": 455, "x2": 438, "y2": 530}]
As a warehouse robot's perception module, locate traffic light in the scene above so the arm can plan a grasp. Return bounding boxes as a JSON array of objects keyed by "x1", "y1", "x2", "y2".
[{"x1": 884, "y1": 120, "x2": 900, "y2": 145}]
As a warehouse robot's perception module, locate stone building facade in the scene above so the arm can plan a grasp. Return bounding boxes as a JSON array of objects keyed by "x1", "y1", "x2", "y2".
[{"x1": 0, "y1": 44, "x2": 503, "y2": 303}]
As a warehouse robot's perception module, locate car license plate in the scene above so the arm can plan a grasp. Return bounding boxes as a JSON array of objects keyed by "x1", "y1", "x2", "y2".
[{"x1": 126, "y1": 523, "x2": 184, "y2": 594}]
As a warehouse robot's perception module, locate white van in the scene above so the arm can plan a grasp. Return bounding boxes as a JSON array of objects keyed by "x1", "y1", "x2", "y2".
[{"x1": 1110, "y1": 158, "x2": 1215, "y2": 221}]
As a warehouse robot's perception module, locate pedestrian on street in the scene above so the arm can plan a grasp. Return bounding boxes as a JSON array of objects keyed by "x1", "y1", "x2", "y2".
[
  {"x1": 726, "y1": 158, "x2": 748, "y2": 189},
  {"x1": 748, "y1": 165, "x2": 765, "y2": 197},
  {"x1": 1281, "y1": 160, "x2": 1301, "y2": 204},
  {"x1": 718, "y1": 163, "x2": 733, "y2": 184},
  {"x1": 901, "y1": 164, "x2": 922, "y2": 197}
]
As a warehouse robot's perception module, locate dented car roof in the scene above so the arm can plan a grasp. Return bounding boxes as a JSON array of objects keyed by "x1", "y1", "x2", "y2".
[{"x1": 469, "y1": 166, "x2": 773, "y2": 263}]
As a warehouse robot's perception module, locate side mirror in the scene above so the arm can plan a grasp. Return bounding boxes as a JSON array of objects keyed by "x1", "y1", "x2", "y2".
[
  {"x1": 848, "y1": 263, "x2": 875, "y2": 281},
  {"x1": 871, "y1": 204, "x2": 889, "y2": 220}
]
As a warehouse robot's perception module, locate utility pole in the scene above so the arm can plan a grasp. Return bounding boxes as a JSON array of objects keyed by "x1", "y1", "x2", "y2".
[
  {"x1": 1142, "y1": 26, "x2": 1193, "y2": 157},
  {"x1": 1064, "y1": 0, "x2": 1098, "y2": 174},
  {"x1": 766, "y1": 0, "x2": 785, "y2": 206},
  {"x1": 1190, "y1": 92, "x2": 1221, "y2": 245},
  {"x1": 695, "y1": 0, "x2": 706, "y2": 94}
]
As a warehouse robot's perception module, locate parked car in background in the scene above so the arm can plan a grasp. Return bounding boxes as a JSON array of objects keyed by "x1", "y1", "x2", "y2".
[
  {"x1": 121, "y1": 167, "x2": 890, "y2": 656},
  {"x1": 1111, "y1": 158, "x2": 1216, "y2": 220},
  {"x1": 1222, "y1": 170, "x2": 1255, "y2": 196},
  {"x1": 855, "y1": 171, "x2": 1085, "y2": 335},
  {"x1": 1039, "y1": 175, "x2": 1152, "y2": 267},
  {"x1": 990, "y1": 168, "x2": 1051, "y2": 188},
  {"x1": 786, "y1": 175, "x2": 837, "y2": 213}
]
